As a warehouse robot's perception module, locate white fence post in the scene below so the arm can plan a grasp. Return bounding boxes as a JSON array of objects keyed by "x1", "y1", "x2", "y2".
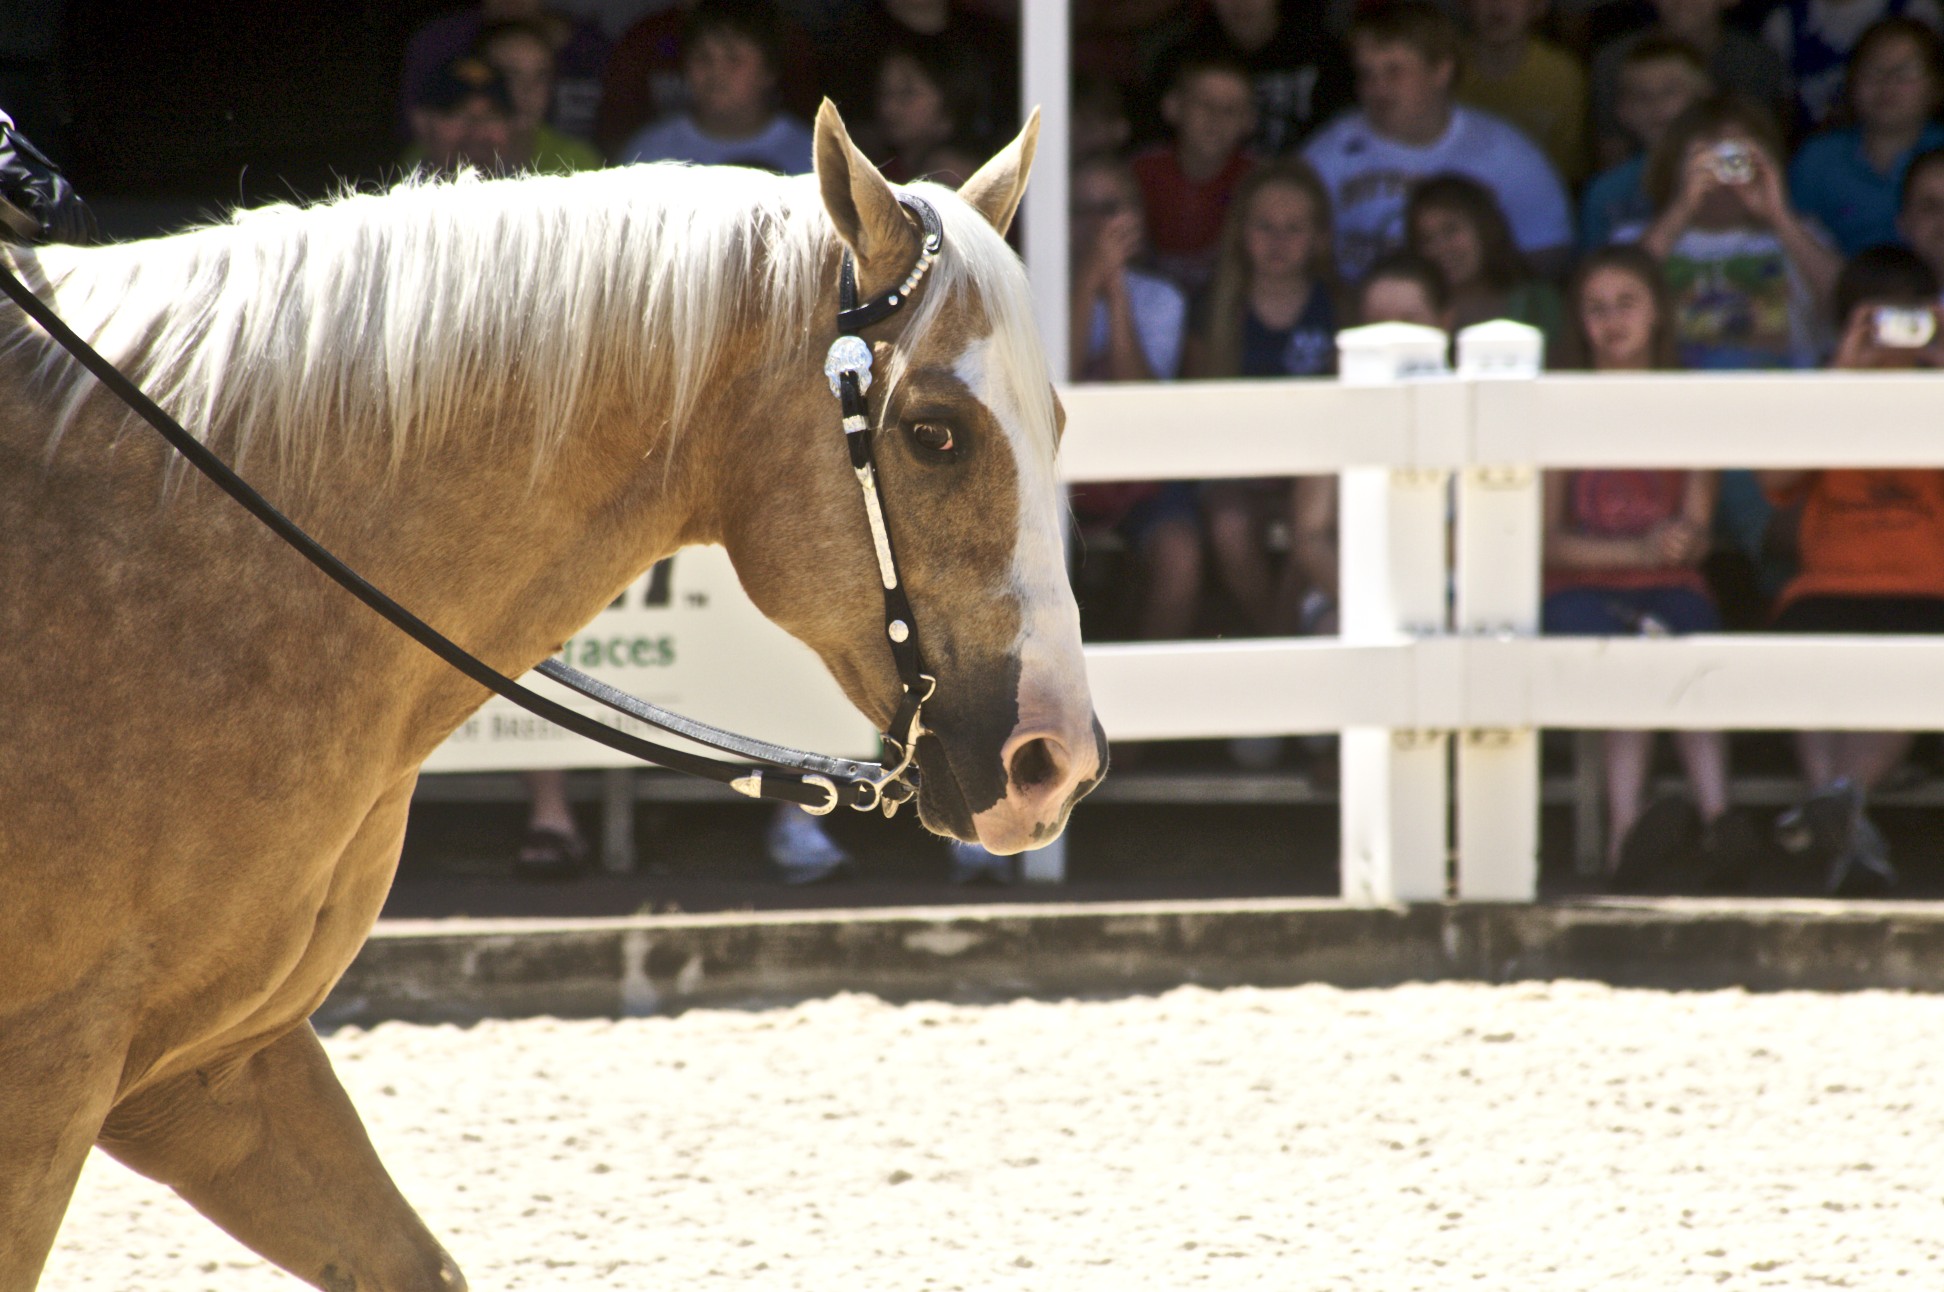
[
  {"x1": 1019, "y1": 0, "x2": 1071, "y2": 882},
  {"x1": 1336, "y1": 324, "x2": 1453, "y2": 903},
  {"x1": 1453, "y1": 322, "x2": 1543, "y2": 900}
]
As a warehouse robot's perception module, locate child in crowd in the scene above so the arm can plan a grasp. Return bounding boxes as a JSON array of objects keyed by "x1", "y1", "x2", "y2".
[
  {"x1": 619, "y1": 3, "x2": 812, "y2": 174},
  {"x1": 1187, "y1": 161, "x2": 1341, "y2": 640},
  {"x1": 1626, "y1": 95, "x2": 1842, "y2": 368},
  {"x1": 1589, "y1": 0, "x2": 1791, "y2": 170},
  {"x1": 1406, "y1": 174, "x2": 1566, "y2": 351},
  {"x1": 1066, "y1": 151, "x2": 1202, "y2": 645},
  {"x1": 476, "y1": 20, "x2": 603, "y2": 173},
  {"x1": 1762, "y1": 0, "x2": 1944, "y2": 132},
  {"x1": 867, "y1": 45, "x2": 971, "y2": 183},
  {"x1": 1760, "y1": 246, "x2": 1944, "y2": 895},
  {"x1": 595, "y1": 0, "x2": 820, "y2": 159},
  {"x1": 1304, "y1": 1, "x2": 1571, "y2": 281},
  {"x1": 1544, "y1": 245, "x2": 1749, "y2": 890},
  {"x1": 1790, "y1": 18, "x2": 1944, "y2": 255},
  {"x1": 1582, "y1": 36, "x2": 1714, "y2": 248},
  {"x1": 1132, "y1": 53, "x2": 1260, "y2": 292},
  {"x1": 406, "y1": 56, "x2": 516, "y2": 176},
  {"x1": 1896, "y1": 144, "x2": 1944, "y2": 289},
  {"x1": 1457, "y1": 0, "x2": 1590, "y2": 186},
  {"x1": 402, "y1": 0, "x2": 609, "y2": 144},
  {"x1": 1145, "y1": 0, "x2": 1356, "y2": 156},
  {"x1": 1356, "y1": 249, "x2": 1454, "y2": 327}
]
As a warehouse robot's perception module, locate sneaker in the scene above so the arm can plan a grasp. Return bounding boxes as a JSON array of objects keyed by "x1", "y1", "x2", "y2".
[
  {"x1": 1696, "y1": 809, "x2": 1762, "y2": 893},
  {"x1": 766, "y1": 806, "x2": 853, "y2": 885},
  {"x1": 1775, "y1": 780, "x2": 1898, "y2": 897},
  {"x1": 1827, "y1": 808, "x2": 1897, "y2": 897},
  {"x1": 948, "y1": 839, "x2": 1014, "y2": 886},
  {"x1": 1609, "y1": 794, "x2": 1701, "y2": 894}
]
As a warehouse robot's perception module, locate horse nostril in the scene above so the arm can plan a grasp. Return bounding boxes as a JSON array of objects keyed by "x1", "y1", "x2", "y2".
[{"x1": 1008, "y1": 736, "x2": 1064, "y2": 793}]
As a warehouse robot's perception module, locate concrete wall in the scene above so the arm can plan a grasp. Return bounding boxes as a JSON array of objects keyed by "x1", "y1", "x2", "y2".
[{"x1": 320, "y1": 899, "x2": 1944, "y2": 1027}]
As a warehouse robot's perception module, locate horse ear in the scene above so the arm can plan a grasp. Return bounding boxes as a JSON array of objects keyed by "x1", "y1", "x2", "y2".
[
  {"x1": 958, "y1": 107, "x2": 1039, "y2": 237},
  {"x1": 814, "y1": 99, "x2": 916, "y2": 280}
]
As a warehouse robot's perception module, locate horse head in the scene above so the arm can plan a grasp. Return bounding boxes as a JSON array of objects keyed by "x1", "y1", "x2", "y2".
[{"x1": 720, "y1": 103, "x2": 1106, "y2": 854}]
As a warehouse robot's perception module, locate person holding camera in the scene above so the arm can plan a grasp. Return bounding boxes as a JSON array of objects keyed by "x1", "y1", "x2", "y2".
[
  {"x1": 1757, "y1": 245, "x2": 1944, "y2": 895},
  {"x1": 1625, "y1": 95, "x2": 1842, "y2": 369}
]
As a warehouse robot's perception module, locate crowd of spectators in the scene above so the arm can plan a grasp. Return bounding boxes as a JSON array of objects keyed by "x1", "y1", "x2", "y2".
[{"x1": 389, "y1": 0, "x2": 1944, "y2": 891}]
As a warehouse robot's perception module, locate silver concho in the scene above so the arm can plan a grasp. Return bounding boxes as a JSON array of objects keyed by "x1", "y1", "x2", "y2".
[{"x1": 824, "y1": 335, "x2": 874, "y2": 397}]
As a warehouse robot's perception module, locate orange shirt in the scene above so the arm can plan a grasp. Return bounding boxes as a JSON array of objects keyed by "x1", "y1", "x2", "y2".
[{"x1": 1779, "y1": 469, "x2": 1944, "y2": 606}]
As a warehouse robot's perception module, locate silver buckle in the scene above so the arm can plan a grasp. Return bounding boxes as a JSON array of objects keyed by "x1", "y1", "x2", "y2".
[{"x1": 825, "y1": 335, "x2": 873, "y2": 397}]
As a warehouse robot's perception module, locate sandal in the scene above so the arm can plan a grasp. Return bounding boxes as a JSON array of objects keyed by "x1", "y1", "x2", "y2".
[{"x1": 512, "y1": 826, "x2": 588, "y2": 882}]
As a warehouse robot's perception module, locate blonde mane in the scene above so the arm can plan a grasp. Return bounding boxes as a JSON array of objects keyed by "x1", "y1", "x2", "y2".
[{"x1": 2, "y1": 162, "x2": 1053, "y2": 484}]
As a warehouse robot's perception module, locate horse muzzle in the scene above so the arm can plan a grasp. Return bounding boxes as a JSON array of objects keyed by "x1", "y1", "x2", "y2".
[{"x1": 962, "y1": 711, "x2": 1108, "y2": 854}]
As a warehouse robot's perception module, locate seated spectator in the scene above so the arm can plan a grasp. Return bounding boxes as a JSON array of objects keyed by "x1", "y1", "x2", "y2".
[
  {"x1": 1760, "y1": 245, "x2": 1944, "y2": 894},
  {"x1": 402, "y1": 0, "x2": 608, "y2": 143},
  {"x1": 1133, "y1": 53, "x2": 1261, "y2": 292},
  {"x1": 1355, "y1": 248, "x2": 1455, "y2": 326},
  {"x1": 1763, "y1": 0, "x2": 1944, "y2": 134},
  {"x1": 1624, "y1": 95, "x2": 1842, "y2": 368},
  {"x1": 595, "y1": 0, "x2": 821, "y2": 159},
  {"x1": 1186, "y1": 161, "x2": 1341, "y2": 640},
  {"x1": 1791, "y1": 18, "x2": 1944, "y2": 256},
  {"x1": 406, "y1": 56, "x2": 516, "y2": 176},
  {"x1": 1897, "y1": 144, "x2": 1944, "y2": 289},
  {"x1": 1590, "y1": 0, "x2": 1791, "y2": 170},
  {"x1": 1545, "y1": 245, "x2": 1748, "y2": 889},
  {"x1": 820, "y1": 1, "x2": 1016, "y2": 149},
  {"x1": 1457, "y1": 0, "x2": 1591, "y2": 185},
  {"x1": 1066, "y1": 152, "x2": 1202, "y2": 646},
  {"x1": 866, "y1": 44, "x2": 976, "y2": 184},
  {"x1": 1583, "y1": 36, "x2": 1715, "y2": 248},
  {"x1": 1280, "y1": 251, "x2": 1455, "y2": 648},
  {"x1": 476, "y1": 20, "x2": 603, "y2": 173},
  {"x1": 1146, "y1": 0, "x2": 1357, "y2": 156},
  {"x1": 618, "y1": 2, "x2": 812, "y2": 173},
  {"x1": 1405, "y1": 174, "x2": 1566, "y2": 352},
  {"x1": 1305, "y1": 0, "x2": 1572, "y2": 282}
]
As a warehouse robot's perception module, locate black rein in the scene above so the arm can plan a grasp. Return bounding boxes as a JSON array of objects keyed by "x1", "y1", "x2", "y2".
[{"x1": 0, "y1": 193, "x2": 947, "y2": 816}]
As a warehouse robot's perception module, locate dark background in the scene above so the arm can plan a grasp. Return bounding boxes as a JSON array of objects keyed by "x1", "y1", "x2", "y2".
[{"x1": 25, "y1": 1, "x2": 466, "y2": 235}]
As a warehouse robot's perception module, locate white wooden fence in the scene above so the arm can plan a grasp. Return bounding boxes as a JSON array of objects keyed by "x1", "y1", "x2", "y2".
[{"x1": 1065, "y1": 323, "x2": 1944, "y2": 903}]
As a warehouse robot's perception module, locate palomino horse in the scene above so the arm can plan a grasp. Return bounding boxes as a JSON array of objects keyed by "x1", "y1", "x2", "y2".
[{"x1": 0, "y1": 104, "x2": 1104, "y2": 1290}]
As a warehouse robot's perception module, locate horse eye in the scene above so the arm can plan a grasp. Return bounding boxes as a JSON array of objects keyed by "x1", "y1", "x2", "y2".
[{"x1": 910, "y1": 422, "x2": 956, "y2": 457}]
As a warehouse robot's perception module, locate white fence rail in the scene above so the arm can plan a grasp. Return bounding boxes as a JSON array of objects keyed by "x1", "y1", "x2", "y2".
[{"x1": 1064, "y1": 329, "x2": 1944, "y2": 903}]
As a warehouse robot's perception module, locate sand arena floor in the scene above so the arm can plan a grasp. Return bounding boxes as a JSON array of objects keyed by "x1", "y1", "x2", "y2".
[{"x1": 45, "y1": 981, "x2": 1944, "y2": 1290}]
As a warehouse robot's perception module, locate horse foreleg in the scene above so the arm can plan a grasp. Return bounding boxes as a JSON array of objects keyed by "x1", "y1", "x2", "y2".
[{"x1": 98, "y1": 1023, "x2": 465, "y2": 1292}]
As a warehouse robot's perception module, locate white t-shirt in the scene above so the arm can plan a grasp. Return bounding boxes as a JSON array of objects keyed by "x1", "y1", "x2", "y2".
[
  {"x1": 620, "y1": 113, "x2": 815, "y2": 176},
  {"x1": 1087, "y1": 268, "x2": 1187, "y2": 379},
  {"x1": 1302, "y1": 105, "x2": 1573, "y2": 281}
]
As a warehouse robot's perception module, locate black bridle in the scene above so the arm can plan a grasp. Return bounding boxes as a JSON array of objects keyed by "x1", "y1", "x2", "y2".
[{"x1": 0, "y1": 193, "x2": 946, "y2": 817}]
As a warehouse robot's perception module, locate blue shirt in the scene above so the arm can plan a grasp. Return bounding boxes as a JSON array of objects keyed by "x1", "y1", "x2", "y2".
[
  {"x1": 1789, "y1": 123, "x2": 1944, "y2": 256},
  {"x1": 1239, "y1": 285, "x2": 1336, "y2": 376},
  {"x1": 1088, "y1": 268, "x2": 1188, "y2": 379},
  {"x1": 1580, "y1": 155, "x2": 1649, "y2": 250},
  {"x1": 620, "y1": 113, "x2": 815, "y2": 175}
]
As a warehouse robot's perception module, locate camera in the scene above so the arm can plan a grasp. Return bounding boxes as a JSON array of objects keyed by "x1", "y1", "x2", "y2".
[
  {"x1": 1873, "y1": 305, "x2": 1937, "y2": 348},
  {"x1": 1706, "y1": 141, "x2": 1754, "y2": 185}
]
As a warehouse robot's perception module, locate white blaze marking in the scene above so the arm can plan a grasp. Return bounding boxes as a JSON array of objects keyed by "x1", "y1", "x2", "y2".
[{"x1": 953, "y1": 336, "x2": 1092, "y2": 752}]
